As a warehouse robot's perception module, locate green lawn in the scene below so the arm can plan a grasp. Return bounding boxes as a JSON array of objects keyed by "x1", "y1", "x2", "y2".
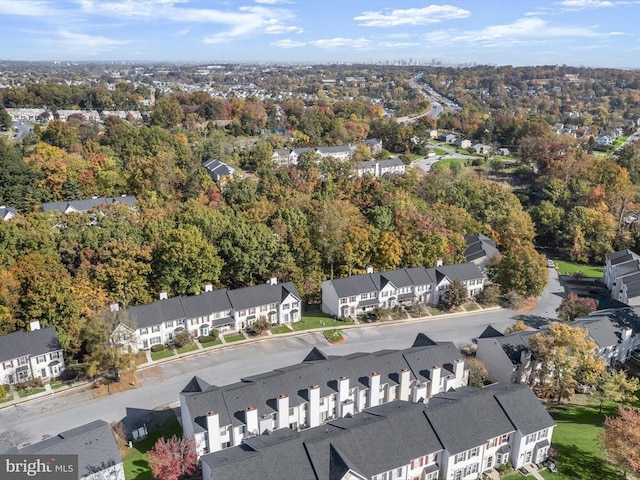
[
  {"x1": 271, "y1": 325, "x2": 292, "y2": 334},
  {"x1": 0, "y1": 395, "x2": 12, "y2": 403},
  {"x1": 503, "y1": 474, "x2": 536, "y2": 480},
  {"x1": 177, "y1": 344, "x2": 198, "y2": 355},
  {"x1": 543, "y1": 403, "x2": 620, "y2": 480},
  {"x1": 201, "y1": 338, "x2": 223, "y2": 348},
  {"x1": 427, "y1": 307, "x2": 444, "y2": 315},
  {"x1": 554, "y1": 260, "x2": 603, "y2": 278},
  {"x1": 464, "y1": 302, "x2": 479, "y2": 311},
  {"x1": 17, "y1": 387, "x2": 46, "y2": 398},
  {"x1": 613, "y1": 136, "x2": 628, "y2": 149},
  {"x1": 224, "y1": 333, "x2": 246, "y2": 343},
  {"x1": 292, "y1": 310, "x2": 335, "y2": 331},
  {"x1": 433, "y1": 147, "x2": 447, "y2": 156},
  {"x1": 50, "y1": 380, "x2": 65, "y2": 389},
  {"x1": 123, "y1": 415, "x2": 182, "y2": 480},
  {"x1": 150, "y1": 349, "x2": 174, "y2": 361},
  {"x1": 323, "y1": 330, "x2": 343, "y2": 343},
  {"x1": 432, "y1": 157, "x2": 469, "y2": 171}
]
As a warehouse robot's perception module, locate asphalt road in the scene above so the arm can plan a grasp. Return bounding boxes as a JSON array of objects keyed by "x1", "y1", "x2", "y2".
[
  {"x1": 1, "y1": 270, "x2": 564, "y2": 445},
  {"x1": 11, "y1": 122, "x2": 31, "y2": 142}
]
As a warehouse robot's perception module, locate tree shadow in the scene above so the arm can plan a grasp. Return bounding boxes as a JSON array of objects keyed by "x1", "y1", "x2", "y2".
[
  {"x1": 512, "y1": 314, "x2": 552, "y2": 329},
  {"x1": 553, "y1": 443, "x2": 619, "y2": 479}
]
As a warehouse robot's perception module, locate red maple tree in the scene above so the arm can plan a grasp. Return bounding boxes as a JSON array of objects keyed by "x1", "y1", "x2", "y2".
[{"x1": 147, "y1": 435, "x2": 198, "y2": 480}]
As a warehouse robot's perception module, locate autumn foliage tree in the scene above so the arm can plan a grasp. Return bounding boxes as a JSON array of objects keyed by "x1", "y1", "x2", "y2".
[
  {"x1": 601, "y1": 406, "x2": 640, "y2": 478},
  {"x1": 147, "y1": 435, "x2": 198, "y2": 480},
  {"x1": 439, "y1": 279, "x2": 468, "y2": 311},
  {"x1": 556, "y1": 293, "x2": 597, "y2": 322}
]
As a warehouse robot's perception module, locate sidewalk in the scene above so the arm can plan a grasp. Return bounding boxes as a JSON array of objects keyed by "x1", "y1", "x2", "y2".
[{"x1": 0, "y1": 303, "x2": 502, "y2": 410}]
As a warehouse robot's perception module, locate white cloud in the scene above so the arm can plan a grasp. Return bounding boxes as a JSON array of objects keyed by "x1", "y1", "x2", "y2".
[
  {"x1": 558, "y1": 0, "x2": 614, "y2": 9},
  {"x1": 49, "y1": 30, "x2": 130, "y2": 53},
  {"x1": 265, "y1": 24, "x2": 303, "y2": 34},
  {"x1": 355, "y1": 4, "x2": 470, "y2": 27},
  {"x1": 0, "y1": 0, "x2": 59, "y2": 17},
  {"x1": 379, "y1": 41, "x2": 421, "y2": 48},
  {"x1": 425, "y1": 16, "x2": 620, "y2": 48},
  {"x1": 309, "y1": 37, "x2": 371, "y2": 49},
  {"x1": 271, "y1": 38, "x2": 306, "y2": 48},
  {"x1": 255, "y1": 0, "x2": 294, "y2": 3}
]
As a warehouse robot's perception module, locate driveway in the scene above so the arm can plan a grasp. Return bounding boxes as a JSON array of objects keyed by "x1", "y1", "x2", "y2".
[{"x1": 0, "y1": 308, "x2": 518, "y2": 445}]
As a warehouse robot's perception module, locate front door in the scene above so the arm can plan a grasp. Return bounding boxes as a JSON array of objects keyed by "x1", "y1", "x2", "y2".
[
  {"x1": 525, "y1": 451, "x2": 532, "y2": 464},
  {"x1": 485, "y1": 456, "x2": 493, "y2": 470}
]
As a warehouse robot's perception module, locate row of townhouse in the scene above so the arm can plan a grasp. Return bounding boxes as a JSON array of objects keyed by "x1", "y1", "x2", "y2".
[
  {"x1": 6, "y1": 107, "x2": 141, "y2": 124},
  {"x1": 355, "y1": 158, "x2": 406, "y2": 178},
  {"x1": 111, "y1": 279, "x2": 301, "y2": 351},
  {"x1": 41, "y1": 195, "x2": 137, "y2": 214},
  {"x1": 0, "y1": 322, "x2": 65, "y2": 385},
  {"x1": 604, "y1": 249, "x2": 640, "y2": 306},
  {"x1": 272, "y1": 138, "x2": 383, "y2": 166},
  {"x1": 476, "y1": 311, "x2": 640, "y2": 385},
  {"x1": 198, "y1": 380, "x2": 555, "y2": 480},
  {"x1": 180, "y1": 334, "x2": 468, "y2": 458},
  {"x1": 321, "y1": 262, "x2": 485, "y2": 319}
]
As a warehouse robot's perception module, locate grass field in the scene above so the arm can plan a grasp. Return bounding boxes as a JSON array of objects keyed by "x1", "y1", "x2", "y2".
[
  {"x1": 541, "y1": 402, "x2": 620, "y2": 480},
  {"x1": 323, "y1": 330, "x2": 343, "y2": 343},
  {"x1": 292, "y1": 310, "x2": 335, "y2": 330},
  {"x1": 50, "y1": 380, "x2": 65, "y2": 389},
  {"x1": 271, "y1": 325, "x2": 292, "y2": 334},
  {"x1": 200, "y1": 337, "x2": 223, "y2": 348},
  {"x1": 150, "y1": 349, "x2": 174, "y2": 361},
  {"x1": 17, "y1": 387, "x2": 46, "y2": 398},
  {"x1": 554, "y1": 260, "x2": 603, "y2": 278},
  {"x1": 432, "y1": 157, "x2": 469, "y2": 171},
  {"x1": 123, "y1": 415, "x2": 182, "y2": 480},
  {"x1": 613, "y1": 136, "x2": 628, "y2": 149},
  {"x1": 433, "y1": 147, "x2": 447, "y2": 156},
  {"x1": 176, "y1": 344, "x2": 198, "y2": 355},
  {"x1": 224, "y1": 333, "x2": 246, "y2": 343}
]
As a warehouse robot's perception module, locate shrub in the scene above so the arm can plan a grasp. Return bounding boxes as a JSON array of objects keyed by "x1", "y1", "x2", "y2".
[
  {"x1": 0, "y1": 384, "x2": 7, "y2": 398},
  {"x1": 496, "y1": 461, "x2": 513, "y2": 474},
  {"x1": 173, "y1": 329, "x2": 194, "y2": 348},
  {"x1": 150, "y1": 344, "x2": 166, "y2": 353},
  {"x1": 246, "y1": 318, "x2": 271, "y2": 336},
  {"x1": 501, "y1": 290, "x2": 525, "y2": 309},
  {"x1": 198, "y1": 334, "x2": 217, "y2": 344},
  {"x1": 17, "y1": 377, "x2": 44, "y2": 390},
  {"x1": 474, "y1": 284, "x2": 500, "y2": 306},
  {"x1": 59, "y1": 367, "x2": 77, "y2": 382}
]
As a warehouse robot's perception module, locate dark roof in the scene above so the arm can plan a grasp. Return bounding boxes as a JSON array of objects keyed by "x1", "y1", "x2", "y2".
[
  {"x1": 379, "y1": 158, "x2": 405, "y2": 168},
  {"x1": 326, "y1": 275, "x2": 378, "y2": 298},
  {"x1": 327, "y1": 266, "x2": 439, "y2": 299},
  {"x1": 0, "y1": 327, "x2": 61, "y2": 363},
  {"x1": 478, "y1": 325, "x2": 504, "y2": 339},
  {"x1": 464, "y1": 233, "x2": 500, "y2": 264},
  {"x1": 0, "y1": 206, "x2": 17, "y2": 220},
  {"x1": 436, "y1": 262, "x2": 484, "y2": 282},
  {"x1": 606, "y1": 249, "x2": 637, "y2": 262},
  {"x1": 182, "y1": 335, "x2": 463, "y2": 433},
  {"x1": 42, "y1": 196, "x2": 136, "y2": 213},
  {"x1": 201, "y1": 401, "x2": 443, "y2": 480},
  {"x1": 20, "y1": 420, "x2": 122, "y2": 479},
  {"x1": 125, "y1": 283, "x2": 299, "y2": 329},
  {"x1": 426, "y1": 385, "x2": 517, "y2": 454},
  {"x1": 412, "y1": 333, "x2": 438, "y2": 347},
  {"x1": 494, "y1": 384, "x2": 556, "y2": 436},
  {"x1": 491, "y1": 330, "x2": 538, "y2": 364},
  {"x1": 609, "y1": 250, "x2": 640, "y2": 266},
  {"x1": 203, "y1": 158, "x2": 235, "y2": 179},
  {"x1": 316, "y1": 146, "x2": 352, "y2": 155},
  {"x1": 571, "y1": 317, "x2": 620, "y2": 348},
  {"x1": 613, "y1": 260, "x2": 640, "y2": 280}
]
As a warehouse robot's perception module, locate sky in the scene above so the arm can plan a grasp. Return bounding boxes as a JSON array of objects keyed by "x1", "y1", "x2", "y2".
[{"x1": 0, "y1": 0, "x2": 639, "y2": 67}]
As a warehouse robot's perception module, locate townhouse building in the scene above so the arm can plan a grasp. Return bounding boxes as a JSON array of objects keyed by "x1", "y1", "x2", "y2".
[
  {"x1": 20, "y1": 420, "x2": 125, "y2": 480},
  {"x1": 477, "y1": 311, "x2": 640, "y2": 384},
  {"x1": 202, "y1": 158, "x2": 235, "y2": 183},
  {"x1": 200, "y1": 383, "x2": 555, "y2": 480},
  {"x1": 41, "y1": 195, "x2": 136, "y2": 214},
  {"x1": 355, "y1": 158, "x2": 406, "y2": 178},
  {"x1": 271, "y1": 139, "x2": 384, "y2": 166},
  {"x1": 464, "y1": 233, "x2": 499, "y2": 267},
  {"x1": 112, "y1": 280, "x2": 301, "y2": 351},
  {"x1": 179, "y1": 334, "x2": 469, "y2": 458},
  {"x1": 604, "y1": 249, "x2": 640, "y2": 305},
  {"x1": 0, "y1": 322, "x2": 64, "y2": 385},
  {"x1": 321, "y1": 263, "x2": 484, "y2": 319}
]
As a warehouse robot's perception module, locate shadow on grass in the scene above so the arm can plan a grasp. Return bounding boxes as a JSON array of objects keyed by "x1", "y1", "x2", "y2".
[
  {"x1": 552, "y1": 443, "x2": 619, "y2": 480},
  {"x1": 548, "y1": 403, "x2": 617, "y2": 427}
]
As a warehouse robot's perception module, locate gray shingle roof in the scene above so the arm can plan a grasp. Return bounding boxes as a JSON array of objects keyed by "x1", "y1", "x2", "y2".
[
  {"x1": 613, "y1": 260, "x2": 640, "y2": 280},
  {"x1": 494, "y1": 384, "x2": 556, "y2": 436},
  {"x1": 609, "y1": 250, "x2": 640, "y2": 266},
  {"x1": 20, "y1": 420, "x2": 122, "y2": 479},
  {"x1": 435, "y1": 262, "x2": 484, "y2": 282},
  {"x1": 0, "y1": 206, "x2": 17, "y2": 220},
  {"x1": 182, "y1": 336, "x2": 463, "y2": 434},
  {"x1": 325, "y1": 275, "x2": 378, "y2": 298},
  {"x1": 126, "y1": 296, "x2": 186, "y2": 329},
  {"x1": 42, "y1": 196, "x2": 136, "y2": 213},
  {"x1": 606, "y1": 249, "x2": 637, "y2": 262},
  {"x1": 226, "y1": 282, "x2": 300, "y2": 311},
  {"x1": 464, "y1": 233, "x2": 500, "y2": 264},
  {"x1": 492, "y1": 330, "x2": 539, "y2": 364},
  {"x1": 571, "y1": 317, "x2": 620, "y2": 348},
  {"x1": 0, "y1": 327, "x2": 61, "y2": 363},
  {"x1": 203, "y1": 158, "x2": 235, "y2": 179},
  {"x1": 201, "y1": 401, "x2": 443, "y2": 480},
  {"x1": 478, "y1": 325, "x2": 504, "y2": 339}
]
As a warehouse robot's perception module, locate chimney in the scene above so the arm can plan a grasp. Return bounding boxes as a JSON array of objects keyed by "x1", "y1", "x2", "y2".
[
  {"x1": 308, "y1": 385, "x2": 321, "y2": 428},
  {"x1": 412, "y1": 382, "x2": 428, "y2": 403},
  {"x1": 204, "y1": 284, "x2": 213, "y2": 292},
  {"x1": 268, "y1": 277, "x2": 278, "y2": 286},
  {"x1": 276, "y1": 394, "x2": 289, "y2": 430},
  {"x1": 337, "y1": 376, "x2": 350, "y2": 403},
  {"x1": 159, "y1": 292, "x2": 168, "y2": 300},
  {"x1": 621, "y1": 327, "x2": 632, "y2": 341},
  {"x1": 428, "y1": 365, "x2": 441, "y2": 397},
  {"x1": 206, "y1": 411, "x2": 221, "y2": 453},
  {"x1": 399, "y1": 368, "x2": 411, "y2": 401},
  {"x1": 454, "y1": 358, "x2": 466, "y2": 385},
  {"x1": 29, "y1": 320, "x2": 41, "y2": 331},
  {"x1": 368, "y1": 372, "x2": 381, "y2": 407},
  {"x1": 366, "y1": 265, "x2": 374, "y2": 274},
  {"x1": 110, "y1": 303, "x2": 120, "y2": 312},
  {"x1": 436, "y1": 258, "x2": 443, "y2": 267},
  {"x1": 244, "y1": 406, "x2": 259, "y2": 435},
  {"x1": 341, "y1": 399, "x2": 355, "y2": 417}
]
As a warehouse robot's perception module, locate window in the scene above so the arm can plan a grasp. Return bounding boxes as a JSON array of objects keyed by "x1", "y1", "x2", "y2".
[
  {"x1": 501, "y1": 433, "x2": 509, "y2": 443},
  {"x1": 396, "y1": 468, "x2": 402, "y2": 476},
  {"x1": 260, "y1": 305, "x2": 267, "y2": 312},
  {"x1": 293, "y1": 302, "x2": 300, "y2": 308},
  {"x1": 3, "y1": 361, "x2": 12, "y2": 369},
  {"x1": 340, "y1": 298, "x2": 348, "y2": 305},
  {"x1": 165, "y1": 321, "x2": 173, "y2": 328},
  {"x1": 538, "y1": 429, "x2": 549, "y2": 440},
  {"x1": 151, "y1": 325, "x2": 160, "y2": 333},
  {"x1": 19, "y1": 356, "x2": 27, "y2": 366},
  {"x1": 50, "y1": 351, "x2": 61, "y2": 360},
  {"x1": 381, "y1": 291, "x2": 389, "y2": 298},
  {"x1": 527, "y1": 434, "x2": 537, "y2": 444},
  {"x1": 464, "y1": 463, "x2": 479, "y2": 476},
  {"x1": 361, "y1": 294, "x2": 367, "y2": 300},
  {"x1": 37, "y1": 355, "x2": 46, "y2": 364},
  {"x1": 349, "y1": 296, "x2": 356, "y2": 302},
  {"x1": 150, "y1": 336, "x2": 162, "y2": 345},
  {"x1": 219, "y1": 427, "x2": 227, "y2": 436},
  {"x1": 249, "y1": 308, "x2": 256, "y2": 315},
  {"x1": 283, "y1": 304, "x2": 290, "y2": 310},
  {"x1": 454, "y1": 453, "x2": 465, "y2": 464},
  {"x1": 470, "y1": 447, "x2": 480, "y2": 457},
  {"x1": 140, "y1": 328, "x2": 148, "y2": 335},
  {"x1": 289, "y1": 407, "x2": 294, "y2": 416}
]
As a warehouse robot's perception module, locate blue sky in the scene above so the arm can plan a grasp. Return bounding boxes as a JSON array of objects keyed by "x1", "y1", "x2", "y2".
[{"x1": 0, "y1": 0, "x2": 639, "y2": 67}]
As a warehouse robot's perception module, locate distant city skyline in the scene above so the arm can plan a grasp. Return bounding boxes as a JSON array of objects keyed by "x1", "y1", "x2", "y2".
[{"x1": 0, "y1": 0, "x2": 639, "y2": 68}]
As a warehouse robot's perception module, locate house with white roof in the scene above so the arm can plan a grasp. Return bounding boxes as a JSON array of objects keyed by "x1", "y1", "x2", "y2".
[{"x1": 0, "y1": 322, "x2": 64, "y2": 385}]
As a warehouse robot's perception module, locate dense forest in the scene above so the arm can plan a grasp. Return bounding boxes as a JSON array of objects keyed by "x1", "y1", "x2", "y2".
[{"x1": 2, "y1": 63, "x2": 640, "y2": 362}]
